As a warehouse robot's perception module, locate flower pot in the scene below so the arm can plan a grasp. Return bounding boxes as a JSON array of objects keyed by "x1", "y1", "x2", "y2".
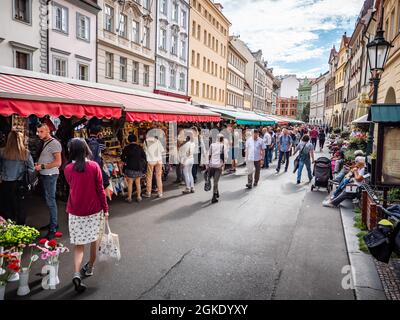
[
  {"x1": 0, "y1": 283, "x2": 5, "y2": 300},
  {"x1": 43, "y1": 255, "x2": 60, "y2": 290},
  {"x1": 8, "y1": 271, "x2": 19, "y2": 282},
  {"x1": 17, "y1": 268, "x2": 30, "y2": 296}
]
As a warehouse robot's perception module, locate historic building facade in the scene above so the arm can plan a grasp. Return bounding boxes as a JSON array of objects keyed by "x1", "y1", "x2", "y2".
[
  {"x1": 188, "y1": 0, "x2": 230, "y2": 107},
  {"x1": 226, "y1": 37, "x2": 247, "y2": 109},
  {"x1": 310, "y1": 72, "x2": 327, "y2": 125},
  {"x1": 297, "y1": 77, "x2": 312, "y2": 119},
  {"x1": 276, "y1": 96, "x2": 298, "y2": 119},
  {"x1": 97, "y1": 0, "x2": 156, "y2": 91},
  {"x1": 325, "y1": 46, "x2": 338, "y2": 126},
  {"x1": 155, "y1": 0, "x2": 190, "y2": 99}
]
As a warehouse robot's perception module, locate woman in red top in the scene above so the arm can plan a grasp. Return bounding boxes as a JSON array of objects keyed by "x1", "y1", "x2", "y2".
[{"x1": 64, "y1": 138, "x2": 109, "y2": 293}]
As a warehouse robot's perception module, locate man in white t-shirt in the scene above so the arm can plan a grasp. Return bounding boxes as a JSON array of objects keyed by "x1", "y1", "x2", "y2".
[
  {"x1": 208, "y1": 134, "x2": 228, "y2": 203},
  {"x1": 245, "y1": 130, "x2": 265, "y2": 189},
  {"x1": 262, "y1": 127, "x2": 272, "y2": 169}
]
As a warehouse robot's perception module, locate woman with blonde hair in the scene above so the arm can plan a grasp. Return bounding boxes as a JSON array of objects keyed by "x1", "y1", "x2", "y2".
[{"x1": 0, "y1": 130, "x2": 34, "y2": 224}]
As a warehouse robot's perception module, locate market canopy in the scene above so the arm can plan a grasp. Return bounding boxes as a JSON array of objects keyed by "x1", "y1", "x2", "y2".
[
  {"x1": 0, "y1": 69, "x2": 220, "y2": 122},
  {"x1": 352, "y1": 114, "x2": 369, "y2": 124},
  {"x1": 368, "y1": 104, "x2": 400, "y2": 123},
  {"x1": 206, "y1": 107, "x2": 276, "y2": 125},
  {"x1": 0, "y1": 73, "x2": 122, "y2": 119}
]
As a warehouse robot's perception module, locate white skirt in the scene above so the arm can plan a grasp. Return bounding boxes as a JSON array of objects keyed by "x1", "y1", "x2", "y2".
[{"x1": 68, "y1": 211, "x2": 104, "y2": 245}]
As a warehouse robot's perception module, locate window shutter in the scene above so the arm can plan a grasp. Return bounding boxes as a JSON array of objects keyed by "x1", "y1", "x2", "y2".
[{"x1": 85, "y1": 17, "x2": 90, "y2": 40}]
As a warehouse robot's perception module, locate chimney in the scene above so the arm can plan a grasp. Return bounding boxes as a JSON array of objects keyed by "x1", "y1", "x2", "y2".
[{"x1": 214, "y1": 3, "x2": 224, "y2": 11}]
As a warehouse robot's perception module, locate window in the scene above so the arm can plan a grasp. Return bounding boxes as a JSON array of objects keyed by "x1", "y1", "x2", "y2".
[
  {"x1": 105, "y1": 52, "x2": 113, "y2": 78},
  {"x1": 53, "y1": 56, "x2": 67, "y2": 77},
  {"x1": 196, "y1": 53, "x2": 200, "y2": 68},
  {"x1": 13, "y1": 0, "x2": 31, "y2": 23},
  {"x1": 118, "y1": 14, "x2": 127, "y2": 37},
  {"x1": 196, "y1": 81, "x2": 199, "y2": 96},
  {"x1": 53, "y1": 3, "x2": 68, "y2": 33},
  {"x1": 197, "y1": 25, "x2": 201, "y2": 39},
  {"x1": 132, "y1": 61, "x2": 139, "y2": 84},
  {"x1": 180, "y1": 39, "x2": 186, "y2": 59},
  {"x1": 192, "y1": 21, "x2": 196, "y2": 37},
  {"x1": 191, "y1": 50, "x2": 195, "y2": 66},
  {"x1": 160, "y1": 0, "x2": 167, "y2": 15},
  {"x1": 104, "y1": 5, "x2": 114, "y2": 32},
  {"x1": 120, "y1": 57, "x2": 127, "y2": 81},
  {"x1": 144, "y1": 65, "x2": 150, "y2": 86},
  {"x1": 78, "y1": 63, "x2": 89, "y2": 81},
  {"x1": 204, "y1": 31, "x2": 207, "y2": 45},
  {"x1": 77, "y1": 13, "x2": 90, "y2": 41},
  {"x1": 159, "y1": 65, "x2": 166, "y2": 86},
  {"x1": 179, "y1": 73, "x2": 185, "y2": 91},
  {"x1": 170, "y1": 69, "x2": 176, "y2": 89},
  {"x1": 181, "y1": 10, "x2": 187, "y2": 28},
  {"x1": 390, "y1": 9, "x2": 395, "y2": 40},
  {"x1": 132, "y1": 20, "x2": 140, "y2": 43},
  {"x1": 203, "y1": 57, "x2": 206, "y2": 71},
  {"x1": 15, "y1": 51, "x2": 31, "y2": 70},
  {"x1": 190, "y1": 79, "x2": 194, "y2": 95},
  {"x1": 160, "y1": 28, "x2": 167, "y2": 50},
  {"x1": 171, "y1": 35, "x2": 178, "y2": 55},
  {"x1": 143, "y1": 0, "x2": 150, "y2": 10},
  {"x1": 143, "y1": 26, "x2": 150, "y2": 48},
  {"x1": 172, "y1": 3, "x2": 178, "y2": 21}
]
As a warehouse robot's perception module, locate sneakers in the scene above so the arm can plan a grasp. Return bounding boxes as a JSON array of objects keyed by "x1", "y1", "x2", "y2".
[
  {"x1": 322, "y1": 200, "x2": 335, "y2": 208},
  {"x1": 246, "y1": 183, "x2": 252, "y2": 189},
  {"x1": 182, "y1": 188, "x2": 191, "y2": 194},
  {"x1": 142, "y1": 193, "x2": 151, "y2": 198},
  {"x1": 136, "y1": 197, "x2": 142, "y2": 202},
  {"x1": 72, "y1": 273, "x2": 87, "y2": 293},
  {"x1": 211, "y1": 195, "x2": 219, "y2": 203},
  {"x1": 80, "y1": 262, "x2": 94, "y2": 277},
  {"x1": 190, "y1": 188, "x2": 195, "y2": 193},
  {"x1": 296, "y1": 180, "x2": 301, "y2": 184},
  {"x1": 157, "y1": 193, "x2": 163, "y2": 198}
]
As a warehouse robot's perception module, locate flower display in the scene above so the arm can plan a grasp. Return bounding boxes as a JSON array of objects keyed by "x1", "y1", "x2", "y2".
[
  {"x1": 0, "y1": 251, "x2": 21, "y2": 285},
  {"x1": 0, "y1": 221, "x2": 40, "y2": 249},
  {"x1": 36, "y1": 237, "x2": 69, "y2": 265}
]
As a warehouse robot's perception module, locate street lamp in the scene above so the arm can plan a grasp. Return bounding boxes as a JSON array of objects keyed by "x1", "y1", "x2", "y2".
[{"x1": 365, "y1": 28, "x2": 392, "y2": 155}]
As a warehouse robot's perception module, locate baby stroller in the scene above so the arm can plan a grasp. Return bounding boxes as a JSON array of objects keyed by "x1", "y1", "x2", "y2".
[{"x1": 311, "y1": 156, "x2": 333, "y2": 193}]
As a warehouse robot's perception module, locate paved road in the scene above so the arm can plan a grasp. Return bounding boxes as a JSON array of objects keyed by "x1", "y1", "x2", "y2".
[{"x1": 5, "y1": 150, "x2": 354, "y2": 300}]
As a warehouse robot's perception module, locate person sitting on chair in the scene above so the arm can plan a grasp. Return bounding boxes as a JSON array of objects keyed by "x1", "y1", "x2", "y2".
[{"x1": 323, "y1": 156, "x2": 366, "y2": 208}]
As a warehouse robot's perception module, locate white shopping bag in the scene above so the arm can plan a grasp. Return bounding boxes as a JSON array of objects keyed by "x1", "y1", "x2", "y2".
[{"x1": 98, "y1": 220, "x2": 121, "y2": 261}]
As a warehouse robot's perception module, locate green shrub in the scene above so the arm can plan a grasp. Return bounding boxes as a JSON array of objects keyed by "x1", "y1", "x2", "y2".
[
  {"x1": 357, "y1": 231, "x2": 369, "y2": 253},
  {"x1": 340, "y1": 131, "x2": 350, "y2": 139},
  {"x1": 344, "y1": 148, "x2": 357, "y2": 161},
  {"x1": 388, "y1": 188, "x2": 400, "y2": 204},
  {"x1": 349, "y1": 137, "x2": 367, "y2": 153}
]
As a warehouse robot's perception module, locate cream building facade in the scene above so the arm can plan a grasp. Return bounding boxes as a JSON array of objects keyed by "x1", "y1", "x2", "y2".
[
  {"x1": 265, "y1": 67, "x2": 274, "y2": 114},
  {"x1": 377, "y1": 0, "x2": 400, "y2": 104},
  {"x1": 188, "y1": 0, "x2": 230, "y2": 107},
  {"x1": 226, "y1": 38, "x2": 247, "y2": 109},
  {"x1": 97, "y1": 0, "x2": 156, "y2": 91},
  {"x1": 333, "y1": 34, "x2": 349, "y2": 128},
  {"x1": 310, "y1": 72, "x2": 327, "y2": 125}
]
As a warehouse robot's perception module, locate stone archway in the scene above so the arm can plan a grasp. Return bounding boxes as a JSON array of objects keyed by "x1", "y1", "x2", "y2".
[{"x1": 385, "y1": 87, "x2": 396, "y2": 103}]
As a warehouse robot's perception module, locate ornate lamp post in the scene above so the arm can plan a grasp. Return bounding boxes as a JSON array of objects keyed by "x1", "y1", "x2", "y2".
[{"x1": 366, "y1": 27, "x2": 392, "y2": 155}]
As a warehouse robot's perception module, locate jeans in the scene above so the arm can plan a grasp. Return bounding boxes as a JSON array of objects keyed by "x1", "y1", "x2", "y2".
[
  {"x1": 268, "y1": 147, "x2": 273, "y2": 163},
  {"x1": 319, "y1": 139, "x2": 325, "y2": 150},
  {"x1": 274, "y1": 144, "x2": 278, "y2": 159},
  {"x1": 333, "y1": 177, "x2": 351, "y2": 197},
  {"x1": 0, "y1": 181, "x2": 25, "y2": 225},
  {"x1": 248, "y1": 160, "x2": 261, "y2": 185},
  {"x1": 331, "y1": 189, "x2": 358, "y2": 207},
  {"x1": 297, "y1": 158, "x2": 312, "y2": 183},
  {"x1": 263, "y1": 147, "x2": 271, "y2": 168},
  {"x1": 41, "y1": 174, "x2": 59, "y2": 232},
  {"x1": 192, "y1": 164, "x2": 198, "y2": 182},
  {"x1": 334, "y1": 169, "x2": 347, "y2": 183},
  {"x1": 183, "y1": 160, "x2": 194, "y2": 189},
  {"x1": 311, "y1": 138, "x2": 317, "y2": 149},
  {"x1": 146, "y1": 162, "x2": 163, "y2": 195},
  {"x1": 276, "y1": 151, "x2": 290, "y2": 172},
  {"x1": 209, "y1": 167, "x2": 222, "y2": 194}
]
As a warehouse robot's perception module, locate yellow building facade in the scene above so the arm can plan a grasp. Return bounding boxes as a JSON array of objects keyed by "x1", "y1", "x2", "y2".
[
  {"x1": 377, "y1": 0, "x2": 400, "y2": 104},
  {"x1": 332, "y1": 34, "x2": 349, "y2": 128},
  {"x1": 188, "y1": 0, "x2": 231, "y2": 107}
]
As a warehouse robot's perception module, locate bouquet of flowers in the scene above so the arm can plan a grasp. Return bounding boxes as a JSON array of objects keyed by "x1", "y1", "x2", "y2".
[
  {"x1": 0, "y1": 250, "x2": 21, "y2": 285},
  {"x1": 36, "y1": 232, "x2": 69, "y2": 265}
]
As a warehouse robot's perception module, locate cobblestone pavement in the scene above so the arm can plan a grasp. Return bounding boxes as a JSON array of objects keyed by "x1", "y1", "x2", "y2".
[{"x1": 375, "y1": 258, "x2": 400, "y2": 300}]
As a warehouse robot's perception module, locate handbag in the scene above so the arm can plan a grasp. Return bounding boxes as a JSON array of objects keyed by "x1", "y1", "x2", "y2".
[
  {"x1": 98, "y1": 219, "x2": 121, "y2": 261},
  {"x1": 17, "y1": 160, "x2": 39, "y2": 197},
  {"x1": 293, "y1": 143, "x2": 307, "y2": 173}
]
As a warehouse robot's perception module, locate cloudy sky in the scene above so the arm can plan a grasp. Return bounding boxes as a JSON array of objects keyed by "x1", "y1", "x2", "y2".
[{"x1": 223, "y1": 0, "x2": 365, "y2": 78}]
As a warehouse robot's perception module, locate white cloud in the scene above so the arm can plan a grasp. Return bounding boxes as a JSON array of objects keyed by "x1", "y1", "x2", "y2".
[{"x1": 223, "y1": 0, "x2": 364, "y2": 73}]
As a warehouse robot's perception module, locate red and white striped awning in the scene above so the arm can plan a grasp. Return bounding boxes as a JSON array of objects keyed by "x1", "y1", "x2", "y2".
[{"x1": 0, "y1": 71, "x2": 220, "y2": 122}]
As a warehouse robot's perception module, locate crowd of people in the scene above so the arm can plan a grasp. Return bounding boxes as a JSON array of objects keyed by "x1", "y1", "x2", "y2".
[{"x1": 4, "y1": 120, "x2": 363, "y2": 292}]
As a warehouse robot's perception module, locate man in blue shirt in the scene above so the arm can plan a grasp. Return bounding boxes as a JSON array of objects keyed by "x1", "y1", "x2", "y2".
[{"x1": 276, "y1": 128, "x2": 293, "y2": 174}]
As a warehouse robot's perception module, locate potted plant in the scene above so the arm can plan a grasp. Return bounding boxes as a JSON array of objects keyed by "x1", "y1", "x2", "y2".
[
  {"x1": 0, "y1": 222, "x2": 40, "y2": 282},
  {"x1": 37, "y1": 232, "x2": 69, "y2": 290},
  {"x1": 16, "y1": 243, "x2": 40, "y2": 296},
  {"x1": 0, "y1": 250, "x2": 21, "y2": 300}
]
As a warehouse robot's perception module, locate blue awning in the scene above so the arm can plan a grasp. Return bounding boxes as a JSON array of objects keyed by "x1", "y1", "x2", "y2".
[
  {"x1": 368, "y1": 104, "x2": 400, "y2": 122},
  {"x1": 208, "y1": 107, "x2": 276, "y2": 125}
]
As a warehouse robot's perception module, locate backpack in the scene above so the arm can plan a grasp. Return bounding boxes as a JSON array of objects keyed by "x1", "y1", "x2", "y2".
[{"x1": 86, "y1": 137, "x2": 102, "y2": 165}]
